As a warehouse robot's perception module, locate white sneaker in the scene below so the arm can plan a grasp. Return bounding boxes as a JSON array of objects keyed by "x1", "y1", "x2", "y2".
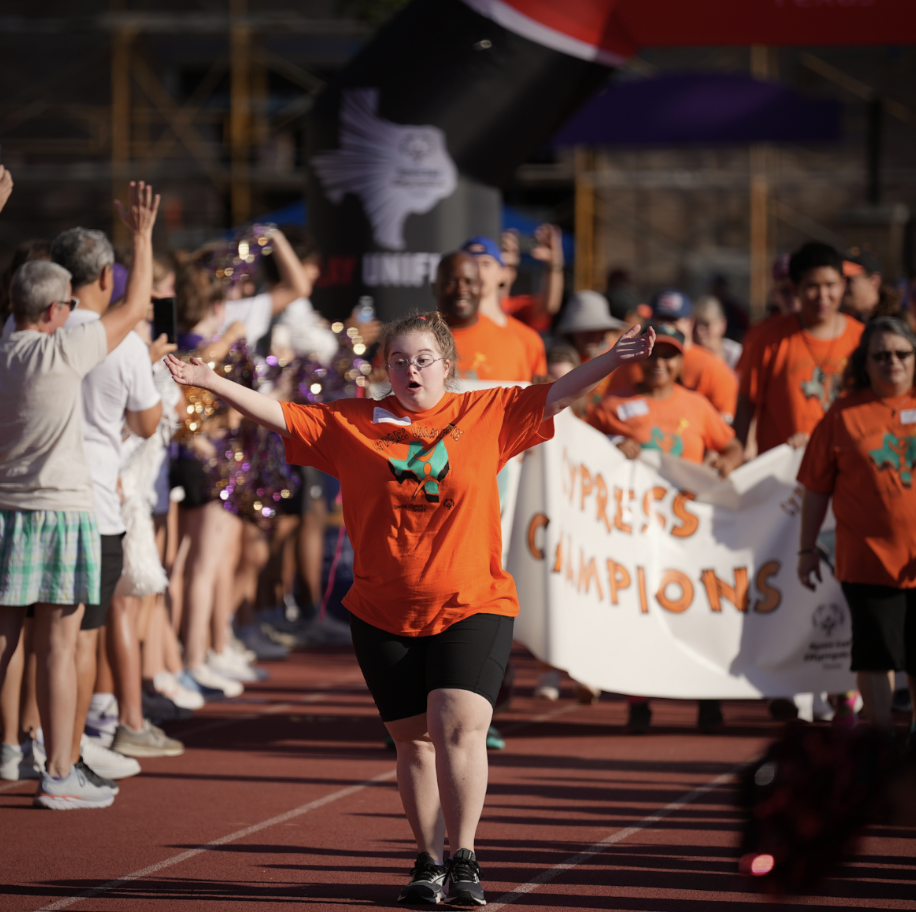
[
  {"x1": 188, "y1": 664, "x2": 244, "y2": 698},
  {"x1": 534, "y1": 670, "x2": 561, "y2": 701},
  {"x1": 152, "y1": 672, "x2": 205, "y2": 711},
  {"x1": 207, "y1": 648, "x2": 261, "y2": 683},
  {"x1": 0, "y1": 742, "x2": 41, "y2": 781},
  {"x1": 33, "y1": 764, "x2": 115, "y2": 810},
  {"x1": 80, "y1": 734, "x2": 141, "y2": 780},
  {"x1": 85, "y1": 694, "x2": 120, "y2": 747},
  {"x1": 227, "y1": 628, "x2": 258, "y2": 664}
]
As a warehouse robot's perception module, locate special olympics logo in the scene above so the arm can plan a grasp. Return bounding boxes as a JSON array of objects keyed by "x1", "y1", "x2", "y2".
[
  {"x1": 812, "y1": 603, "x2": 845, "y2": 637},
  {"x1": 399, "y1": 132, "x2": 434, "y2": 162}
]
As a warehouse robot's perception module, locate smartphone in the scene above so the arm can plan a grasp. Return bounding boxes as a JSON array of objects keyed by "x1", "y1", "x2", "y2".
[{"x1": 152, "y1": 296, "x2": 177, "y2": 345}]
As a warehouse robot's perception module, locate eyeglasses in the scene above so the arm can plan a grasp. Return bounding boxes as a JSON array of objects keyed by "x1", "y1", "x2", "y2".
[
  {"x1": 387, "y1": 356, "x2": 443, "y2": 372},
  {"x1": 870, "y1": 349, "x2": 915, "y2": 364},
  {"x1": 54, "y1": 297, "x2": 79, "y2": 312}
]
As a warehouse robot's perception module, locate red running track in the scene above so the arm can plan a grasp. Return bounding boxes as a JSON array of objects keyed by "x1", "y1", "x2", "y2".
[{"x1": 2, "y1": 646, "x2": 914, "y2": 911}]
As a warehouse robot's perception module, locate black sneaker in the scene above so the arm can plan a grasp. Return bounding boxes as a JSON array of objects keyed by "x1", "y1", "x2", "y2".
[
  {"x1": 625, "y1": 700, "x2": 652, "y2": 734},
  {"x1": 446, "y1": 848, "x2": 485, "y2": 906},
  {"x1": 75, "y1": 758, "x2": 119, "y2": 796},
  {"x1": 397, "y1": 852, "x2": 447, "y2": 904}
]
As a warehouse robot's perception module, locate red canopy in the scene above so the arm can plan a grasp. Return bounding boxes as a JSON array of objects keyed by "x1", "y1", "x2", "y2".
[{"x1": 464, "y1": 0, "x2": 916, "y2": 65}]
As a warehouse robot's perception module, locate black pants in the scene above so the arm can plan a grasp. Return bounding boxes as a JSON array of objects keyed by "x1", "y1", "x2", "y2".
[
  {"x1": 842, "y1": 582, "x2": 916, "y2": 673},
  {"x1": 349, "y1": 612, "x2": 514, "y2": 722}
]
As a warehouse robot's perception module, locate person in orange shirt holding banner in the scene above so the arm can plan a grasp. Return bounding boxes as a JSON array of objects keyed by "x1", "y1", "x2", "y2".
[
  {"x1": 734, "y1": 242, "x2": 864, "y2": 454},
  {"x1": 797, "y1": 315, "x2": 916, "y2": 752},
  {"x1": 607, "y1": 289, "x2": 738, "y2": 422},
  {"x1": 164, "y1": 308, "x2": 654, "y2": 906},
  {"x1": 585, "y1": 323, "x2": 743, "y2": 734},
  {"x1": 435, "y1": 250, "x2": 533, "y2": 382}
]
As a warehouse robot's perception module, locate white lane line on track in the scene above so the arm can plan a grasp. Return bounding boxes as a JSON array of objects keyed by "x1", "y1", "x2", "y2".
[
  {"x1": 487, "y1": 770, "x2": 737, "y2": 910},
  {"x1": 34, "y1": 767, "x2": 399, "y2": 912}
]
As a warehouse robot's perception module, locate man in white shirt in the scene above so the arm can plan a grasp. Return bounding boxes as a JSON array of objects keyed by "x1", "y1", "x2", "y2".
[
  {"x1": 52, "y1": 227, "x2": 182, "y2": 772},
  {"x1": 0, "y1": 179, "x2": 159, "y2": 809}
]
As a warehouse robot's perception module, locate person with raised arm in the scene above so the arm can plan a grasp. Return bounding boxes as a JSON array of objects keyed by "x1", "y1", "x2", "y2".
[
  {"x1": 0, "y1": 181, "x2": 160, "y2": 809},
  {"x1": 164, "y1": 310, "x2": 653, "y2": 906}
]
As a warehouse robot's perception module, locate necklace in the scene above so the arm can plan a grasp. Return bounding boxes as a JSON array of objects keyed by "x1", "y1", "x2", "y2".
[{"x1": 796, "y1": 312, "x2": 843, "y2": 376}]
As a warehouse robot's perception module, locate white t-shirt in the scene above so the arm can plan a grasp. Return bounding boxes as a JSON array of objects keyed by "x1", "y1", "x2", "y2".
[
  {"x1": 66, "y1": 310, "x2": 160, "y2": 534},
  {"x1": 221, "y1": 292, "x2": 274, "y2": 348},
  {"x1": 274, "y1": 297, "x2": 339, "y2": 365},
  {"x1": 0, "y1": 320, "x2": 108, "y2": 512}
]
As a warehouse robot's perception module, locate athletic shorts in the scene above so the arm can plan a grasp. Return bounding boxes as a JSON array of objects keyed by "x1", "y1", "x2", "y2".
[
  {"x1": 349, "y1": 612, "x2": 514, "y2": 723},
  {"x1": 81, "y1": 533, "x2": 125, "y2": 630},
  {"x1": 841, "y1": 582, "x2": 916, "y2": 674}
]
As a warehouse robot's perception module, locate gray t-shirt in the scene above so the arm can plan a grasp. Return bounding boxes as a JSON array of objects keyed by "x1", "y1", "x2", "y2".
[{"x1": 0, "y1": 320, "x2": 108, "y2": 511}]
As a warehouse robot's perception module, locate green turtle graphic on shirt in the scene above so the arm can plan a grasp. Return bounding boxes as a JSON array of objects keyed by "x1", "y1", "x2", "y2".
[
  {"x1": 800, "y1": 366, "x2": 842, "y2": 411},
  {"x1": 389, "y1": 438, "x2": 450, "y2": 503},
  {"x1": 869, "y1": 433, "x2": 916, "y2": 487}
]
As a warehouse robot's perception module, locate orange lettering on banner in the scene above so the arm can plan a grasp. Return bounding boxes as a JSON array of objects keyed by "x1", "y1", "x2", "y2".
[
  {"x1": 656, "y1": 569, "x2": 694, "y2": 613},
  {"x1": 641, "y1": 486, "x2": 667, "y2": 532},
  {"x1": 527, "y1": 513, "x2": 548, "y2": 561},
  {"x1": 636, "y1": 565, "x2": 649, "y2": 613},
  {"x1": 565, "y1": 538, "x2": 575, "y2": 584},
  {"x1": 606, "y1": 560, "x2": 631, "y2": 606},
  {"x1": 780, "y1": 485, "x2": 804, "y2": 517},
  {"x1": 580, "y1": 464, "x2": 593, "y2": 512},
  {"x1": 671, "y1": 492, "x2": 699, "y2": 538},
  {"x1": 700, "y1": 567, "x2": 749, "y2": 612},
  {"x1": 595, "y1": 474, "x2": 612, "y2": 533},
  {"x1": 578, "y1": 551, "x2": 604, "y2": 600},
  {"x1": 753, "y1": 560, "x2": 783, "y2": 613},
  {"x1": 613, "y1": 487, "x2": 634, "y2": 534},
  {"x1": 566, "y1": 454, "x2": 578, "y2": 503},
  {"x1": 552, "y1": 537, "x2": 563, "y2": 573}
]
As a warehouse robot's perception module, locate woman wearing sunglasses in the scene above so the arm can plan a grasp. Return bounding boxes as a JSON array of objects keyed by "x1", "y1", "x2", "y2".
[
  {"x1": 798, "y1": 315, "x2": 916, "y2": 748},
  {"x1": 584, "y1": 322, "x2": 744, "y2": 735}
]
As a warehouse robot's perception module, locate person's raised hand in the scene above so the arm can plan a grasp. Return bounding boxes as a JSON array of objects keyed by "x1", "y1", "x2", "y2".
[
  {"x1": 0, "y1": 166, "x2": 13, "y2": 214},
  {"x1": 114, "y1": 180, "x2": 160, "y2": 237},
  {"x1": 797, "y1": 550, "x2": 822, "y2": 591},
  {"x1": 617, "y1": 438, "x2": 642, "y2": 461},
  {"x1": 150, "y1": 333, "x2": 178, "y2": 364},
  {"x1": 164, "y1": 353, "x2": 213, "y2": 389},
  {"x1": 532, "y1": 224, "x2": 563, "y2": 267},
  {"x1": 611, "y1": 323, "x2": 655, "y2": 364}
]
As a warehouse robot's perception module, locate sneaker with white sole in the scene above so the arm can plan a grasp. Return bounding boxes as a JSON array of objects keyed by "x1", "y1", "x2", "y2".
[
  {"x1": 397, "y1": 852, "x2": 448, "y2": 904},
  {"x1": 152, "y1": 671, "x2": 205, "y2": 710},
  {"x1": 85, "y1": 693, "x2": 120, "y2": 747},
  {"x1": 80, "y1": 734, "x2": 141, "y2": 779},
  {"x1": 111, "y1": 720, "x2": 185, "y2": 758},
  {"x1": 0, "y1": 742, "x2": 41, "y2": 781},
  {"x1": 75, "y1": 758, "x2": 119, "y2": 795},
  {"x1": 188, "y1": 664, "x2": 244, "y2": 698},
  {"x1": 33, "y1": 764, "x2": 115, "y2": 810},
  {"x1": 533, "y1": 670, "x2": 560, "y2": 701},
  {"x1": 445, "y1": 849, "x2": 486, "y2": 906},
  {"x1": 227, "y1": 628, "x2": 258, "y2": 664},
  {"x1": 206, "y1": 648, "x2": 264, "y2": 684}
]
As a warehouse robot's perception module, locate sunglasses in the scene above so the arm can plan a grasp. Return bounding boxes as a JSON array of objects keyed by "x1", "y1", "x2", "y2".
[
  {"x1": 53, "y1": 297, "x2": 79, "y2": 312},
  {"x1": 870, "y1": 349, "x2": 915, "y2": 364}
]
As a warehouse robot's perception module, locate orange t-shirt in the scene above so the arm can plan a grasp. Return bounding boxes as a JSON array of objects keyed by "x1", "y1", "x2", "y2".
[
  {"x1": 797, "y1": 387, "x2": 916, "y2": 588},
  {"x1": 280, "y1": 384, "x2": 555, "y2": 636},
  {"x1": 451, "y1": 314, "x2": 532, "y2": 381},
  {"x1": 585, "y1": 384, "x2": 735, "y2": 464},
  {"x1": 505, "y1": 314, "x2": 547, "y2": 379},
  {"x1": 604, "y1": 346, "x2": 738, "y2": 419},
  {"x1": 739, "y1": 313, "x2": 864, "y2": 454},
  {"x1": 502, "y1": 293, "x2": 551, "y2": 334}
]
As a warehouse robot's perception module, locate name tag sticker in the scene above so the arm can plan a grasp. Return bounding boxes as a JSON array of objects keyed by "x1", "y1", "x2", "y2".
[
  {"x1": 617, "y1": 399, "x2": 650, "y2": 421},
  {"x1": 373, "y1": 407, "x2": 411, "y2": 427},
  {"x1": 900, "y1": 409, "x2": 916, "y2": 425}
]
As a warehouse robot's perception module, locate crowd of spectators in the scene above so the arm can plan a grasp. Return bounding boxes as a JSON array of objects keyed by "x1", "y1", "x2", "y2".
[{"x1": 1, "y1": 157, "x2": 914, "y2": 811}]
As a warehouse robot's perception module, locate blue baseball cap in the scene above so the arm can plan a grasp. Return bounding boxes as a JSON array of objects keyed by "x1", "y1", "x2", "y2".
[
  {"x1": 460, "y1": 236, "x2": 504, "y2": 267},
  {"x1": 650, "y1": 289, "x2": 693, "y2": 320}
]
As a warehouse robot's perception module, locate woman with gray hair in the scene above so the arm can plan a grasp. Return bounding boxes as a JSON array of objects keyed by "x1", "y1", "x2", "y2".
[
  {"x1": 798, "y1": 315, "x2": 916, "y2": 750},
  {"x1": 0, "y1": 180, "x2": 160, "y2": 808}
]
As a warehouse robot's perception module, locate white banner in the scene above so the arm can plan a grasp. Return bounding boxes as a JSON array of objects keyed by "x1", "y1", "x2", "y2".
[{"x1": 507, "y1": 411, "x2": 856, "y2": 699}]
